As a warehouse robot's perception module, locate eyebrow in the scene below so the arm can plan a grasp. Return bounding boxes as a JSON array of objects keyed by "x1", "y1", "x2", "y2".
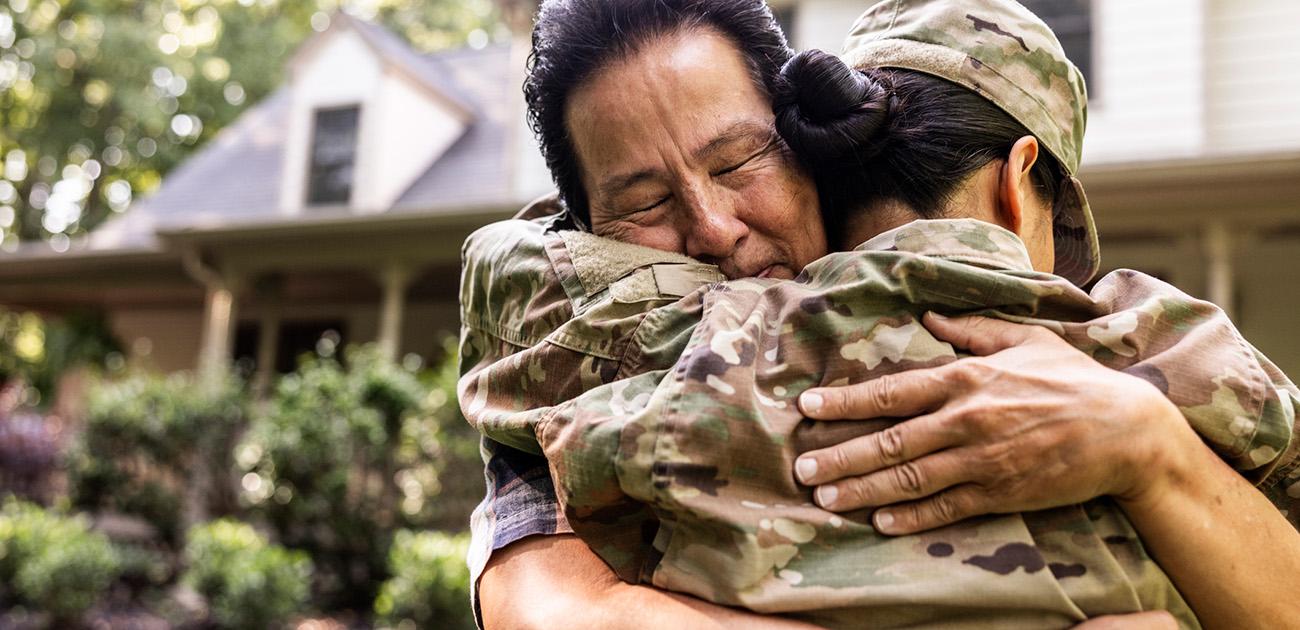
[{"x1": 595, "y1": 121, "x2": 776, "y2": 200}]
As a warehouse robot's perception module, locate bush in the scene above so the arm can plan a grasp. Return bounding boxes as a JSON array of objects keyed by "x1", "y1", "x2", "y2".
[
  {"x1": 183, "y1": 519, "x2": 312, "y2": 630},
  {"x1": 69, "y1": 371, "x2": 246, "y2": 545},
  {"x1": 237, "y1": 343, "x2": 479, "y2": 609},
  {"x1": 373, "y1": 530, "x2": 474, "y2": 630},
  {"x1": 0, "y1": 498, "x2": 121, "y2": 623}
]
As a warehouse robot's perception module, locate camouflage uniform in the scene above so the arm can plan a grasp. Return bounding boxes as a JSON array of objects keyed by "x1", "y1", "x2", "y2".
[
  {"x1": 461, "y1": 0, "x2": 1300, "y2": 626},
  {"x1": 459, "y1": 212, "x2": 1299, "y2": 629}
]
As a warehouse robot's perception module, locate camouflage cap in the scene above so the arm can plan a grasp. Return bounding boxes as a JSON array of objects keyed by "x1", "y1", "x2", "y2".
[{"x1": 841, "y1": 0, "x2": 1099, "y2": 285}]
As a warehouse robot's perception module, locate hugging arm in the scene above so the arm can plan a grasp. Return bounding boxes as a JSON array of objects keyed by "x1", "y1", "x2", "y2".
[
  {"x1": 482, "y1": 533, "x2": 1173, "y2": 630},
  {"x1": 796, "y1": 313, "x2": 1300, "y2": 629},
  {"x1": 481, "y1": 534, "x2": 822, "y2": 630}
]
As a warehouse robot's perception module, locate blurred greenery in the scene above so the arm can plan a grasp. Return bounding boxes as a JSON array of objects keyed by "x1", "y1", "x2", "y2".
[
  {"x1": 0, "y1": 498, "x2": 122, "y2": 624},
  {"x1": 69, "y1": 370, "x2": 247, "y2": 545},
  {"x1": 5, "y1": 339, "x2": 481, "y2": 626},
  {"x1": 374, "y1": 529, "x2": 474, "y2": 630},
  {"x1": 0, "y1": 308, "x2": 121, "y2": 408},
  {"x1": 238, "y1": 342, "x2": 480, "y2": 610},
  {"x1": 183, "y1": 518, "x2": 313, "y2": 630},
  {"x1": 0, "y1": 0, "x2": 501, "y2": 250}
]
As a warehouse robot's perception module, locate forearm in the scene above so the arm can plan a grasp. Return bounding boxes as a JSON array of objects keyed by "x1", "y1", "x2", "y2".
[
  {"x1": 481, "y1": 534, "x2": 821, "y2": 630},
  {"x1": 1119, "y1": 419, "x2": 1300, "y2": 630}
]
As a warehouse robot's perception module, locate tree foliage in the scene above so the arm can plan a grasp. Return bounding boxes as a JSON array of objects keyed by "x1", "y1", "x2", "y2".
[{"x1": 0, "y1": 0, "x2": 501, "y2": 250}]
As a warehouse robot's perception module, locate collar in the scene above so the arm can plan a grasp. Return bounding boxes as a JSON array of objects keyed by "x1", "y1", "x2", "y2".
[
  {"x1": 556, "y1": 229, "x2": 724, "y2": 299},
  {"x1": 856, "y1": 219, "x2": 1036, "y2": 273}
]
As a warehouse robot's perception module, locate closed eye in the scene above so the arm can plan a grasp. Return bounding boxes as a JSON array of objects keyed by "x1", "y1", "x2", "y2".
[
  {"x1": 712, "y1": 137, "x2": 779, "y2": 177},
  {"x1": 635, "y1": 195, "x2": 670, "y2": 213},
  {"x1": 712, "y1": 160, "x2": 748, "y2": 176}
]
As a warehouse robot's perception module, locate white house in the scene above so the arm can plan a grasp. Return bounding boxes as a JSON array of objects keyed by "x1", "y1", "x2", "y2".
[
  {"x1": 1, "y1": 0, "x2": 1297, "y2": 383},
  {"x1": 0, "y1": 12, "x2": 553, "y2": 388}
]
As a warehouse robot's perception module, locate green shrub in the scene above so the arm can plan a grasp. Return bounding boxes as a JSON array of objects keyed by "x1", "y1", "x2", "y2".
[
  {"x1": 0, "y1": 498, "x2": 120, "y2": 623},
  {"x1": 237, "y1": 342, "x2": 479, "y2": 610},
  {"x1": 69, "y1": 371, "x2": 246, "y2": 545},
  {"x1": 374, "y1": 530, "x2": 474, "y2": 630},
  {"x1": 183, "y1": 519, "x2": 312, "y2": 630}
]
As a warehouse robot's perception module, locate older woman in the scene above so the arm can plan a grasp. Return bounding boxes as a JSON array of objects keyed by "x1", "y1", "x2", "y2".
[{"x1": 463, "y1": 1, "x2": 1300, "y2": 628}]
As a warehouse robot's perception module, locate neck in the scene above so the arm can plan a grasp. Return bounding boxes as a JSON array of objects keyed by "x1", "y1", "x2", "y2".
[
  {"x1": 839, "y1": 167, "x2": 1009, "y2": 249},
  {"x1": 841, "y1": 200, "x2": 922, "y2": 249}
]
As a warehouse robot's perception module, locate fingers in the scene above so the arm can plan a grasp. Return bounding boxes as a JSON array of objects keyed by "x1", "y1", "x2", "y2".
[
  {"x1": 1070, "y1": 612, "x2": 1178, "y2": 630},
  {"x1": 809, "y1": 450, "x2": 971, "y2": 512},
  {"x1": 870, "y1": 485, "x2": 986, "y2": 535},
  {"x1": 922, "y1": 312, "x2": 1052, "y2": 356},
  {"x1": 795, "y1": 413, "x2": 955, "y2": 486},
  {"x1": 799, "y1": 369, "x2": 948, "y2": 421}
]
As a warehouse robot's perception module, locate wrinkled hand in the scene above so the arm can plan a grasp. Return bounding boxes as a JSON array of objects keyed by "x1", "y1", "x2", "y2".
[{"x1": 794, "y1": 313, "x2": 1197, "y2": 535}]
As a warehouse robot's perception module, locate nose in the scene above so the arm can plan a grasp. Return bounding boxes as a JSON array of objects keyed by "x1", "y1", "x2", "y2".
[{"x1": 681, "y1": 192, "x2": 749, "y2": 263}]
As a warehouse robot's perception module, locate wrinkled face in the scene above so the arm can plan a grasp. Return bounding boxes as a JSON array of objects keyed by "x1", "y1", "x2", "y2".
[{"x1": 565, "y1": 29, "x2": 826, "y2": 280}]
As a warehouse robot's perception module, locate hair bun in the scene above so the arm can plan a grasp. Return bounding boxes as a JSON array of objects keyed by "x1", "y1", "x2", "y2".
[{"x1": 773, "y1": 49, "x2": 893, "y2": 171}]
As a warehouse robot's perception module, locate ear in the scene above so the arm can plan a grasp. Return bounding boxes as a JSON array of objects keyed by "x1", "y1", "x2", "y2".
[{"x1": 997, "y1": 136, "x2": 1040, "y2": 236}]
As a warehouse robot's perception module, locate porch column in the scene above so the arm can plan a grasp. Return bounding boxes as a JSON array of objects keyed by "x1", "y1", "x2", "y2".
[
  {"x1": 252, "y1": 274, "x2": 284, "y2": 397},
  {"x1": 198, "y1": 283, "x2": 237, "y2": 383},
  {"x1": 184, "y1": 248, "x2": 240, "y2": 386},
  {"x1": 1204, "y1": 221, "x2": 1236, "y2": 320},
  {"x1": 376, "y1": 263, "x2": 413, "y2": 361}
]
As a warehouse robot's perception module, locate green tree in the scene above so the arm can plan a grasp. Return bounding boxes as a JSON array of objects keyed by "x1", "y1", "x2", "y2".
[{"x1": 0, "y1": 0, "x2": 501, "y2": 250}]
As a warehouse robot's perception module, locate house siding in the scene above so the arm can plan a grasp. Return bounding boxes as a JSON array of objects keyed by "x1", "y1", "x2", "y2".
[
  {"x1": 1205, "y1": 0, "x2": 1300, "y2": 154},
  {"x1": 1084, "y1": 0, "x2": 1208, "y2": 164}
]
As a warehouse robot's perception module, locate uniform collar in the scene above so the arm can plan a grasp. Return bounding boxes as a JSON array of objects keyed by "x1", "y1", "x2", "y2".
[{"x1": 856, "y1": 219, "x2": 1036, "y2": 273}]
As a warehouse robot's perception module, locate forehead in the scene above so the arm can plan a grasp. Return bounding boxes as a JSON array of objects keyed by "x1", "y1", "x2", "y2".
[{"x1": 565, "y1": 29, "x2": 774, "y2": 180}]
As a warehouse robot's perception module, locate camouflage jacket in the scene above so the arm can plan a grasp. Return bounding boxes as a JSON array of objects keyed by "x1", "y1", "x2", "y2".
[{"x1": 458, "y1": 214, "x2": 1300, "y2": 629}]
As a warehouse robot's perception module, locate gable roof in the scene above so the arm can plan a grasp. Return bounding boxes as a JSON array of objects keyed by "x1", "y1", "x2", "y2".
[
  {"x1": 3, "y1": 30, "x2": 522, "y2": 263},
  {"x1": 336, "y1": 12, "x2": 477, "y2": 116}
]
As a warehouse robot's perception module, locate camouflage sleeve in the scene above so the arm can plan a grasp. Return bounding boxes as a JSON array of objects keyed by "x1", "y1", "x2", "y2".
[
  {"x1": 458, "y1": 216, "x2": 719, "y2": 620},
  {"x1": 458, "y1": 218, "x2": 584, "y2": 454},
  {"x1": 1248, "y1": 344, "x2": 1300, "y2": 528},
  {"x1": 1072, "y1": 269, "x2": 1296, "y2": 486},
  {"x1": 458, "y1": 218, "x2": 721, "y2": 455}
]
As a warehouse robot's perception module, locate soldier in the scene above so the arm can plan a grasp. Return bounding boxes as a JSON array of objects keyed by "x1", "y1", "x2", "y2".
[{"x1": 463, "y1": 1, "x2": 1300, "y2": 628}]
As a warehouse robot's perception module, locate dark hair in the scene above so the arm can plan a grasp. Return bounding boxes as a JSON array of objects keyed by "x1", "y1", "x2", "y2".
[
  {"x1": 524, "y1": 0, "x2": 792, "y2": 225},
  {"x1": 773, "y1": 50, "x2": 1065, "y2": 234}
]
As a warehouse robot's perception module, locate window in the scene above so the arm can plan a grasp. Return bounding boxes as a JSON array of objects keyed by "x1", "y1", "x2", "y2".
[
  {"x1": 1018, "y1": 0, "x2": 1094, "y2": 94},
  {"x1": 306, "y1": 106, "x2": 360, "y2": 205}
]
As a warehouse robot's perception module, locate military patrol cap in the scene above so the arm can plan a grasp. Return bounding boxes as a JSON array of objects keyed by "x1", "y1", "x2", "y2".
[{"x1": 841, "y1": 0, "x2": 1100, "y2": 286}]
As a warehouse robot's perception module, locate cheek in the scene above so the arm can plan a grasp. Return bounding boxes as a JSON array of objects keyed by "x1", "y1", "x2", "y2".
[{"x1": 749, "y1": 171, "x2": 826, "y2": 267}]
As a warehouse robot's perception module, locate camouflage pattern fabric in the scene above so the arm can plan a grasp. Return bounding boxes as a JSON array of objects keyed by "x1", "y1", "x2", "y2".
[
  {"x1": 841, "y1": 0, "x2": 1099, "y2": 286},
  {"x1": 459, "y1": 215, "x2": 1299, "y2": 629}
]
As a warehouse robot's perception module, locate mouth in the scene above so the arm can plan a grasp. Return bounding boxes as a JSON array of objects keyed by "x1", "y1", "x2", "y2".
[{"x1": 756, "y1": 264, "x2": 791, "y2": 280}]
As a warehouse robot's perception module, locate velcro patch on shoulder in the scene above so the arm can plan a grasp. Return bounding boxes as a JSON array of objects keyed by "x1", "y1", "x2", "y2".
[
  {"x1": 608, "y1": 264, "x2": 725, "y2": 302},
  {"x1": 652, "y1": 264, "x2": 725, "y2": 297},
  {"x1": 559, "y1": 230, "x2": 706, "y2": 296}
]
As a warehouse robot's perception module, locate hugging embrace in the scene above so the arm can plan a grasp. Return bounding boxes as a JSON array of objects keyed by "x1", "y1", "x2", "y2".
[{"x1": 457, "y1": 1, "x2": 1300, "y2": 628}]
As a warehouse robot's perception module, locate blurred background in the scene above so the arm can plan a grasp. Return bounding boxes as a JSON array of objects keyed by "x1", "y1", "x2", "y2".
[{"x1": 0, "y1": 0, "x2": 1297, "y2": 627}]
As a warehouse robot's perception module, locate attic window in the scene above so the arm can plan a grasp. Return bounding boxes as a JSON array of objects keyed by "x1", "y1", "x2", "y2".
[{"x1": 307, "y1": 105, "x2": 360, "y2": 206}]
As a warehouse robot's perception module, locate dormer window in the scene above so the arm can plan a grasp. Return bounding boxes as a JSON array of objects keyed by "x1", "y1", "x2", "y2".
[{"x1": 307, "y1": 105, "x2": 360, "y2": 205}]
